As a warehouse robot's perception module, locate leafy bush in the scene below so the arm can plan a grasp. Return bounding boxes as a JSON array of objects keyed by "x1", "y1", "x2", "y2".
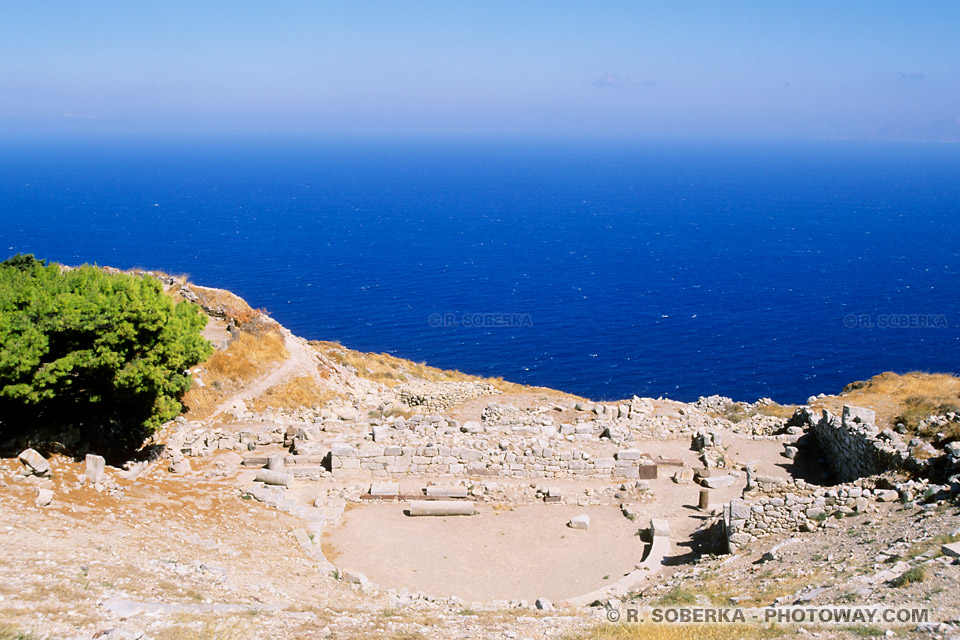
[{"x1": 0, "y1": 255, "x2": 213, "y2": 452}]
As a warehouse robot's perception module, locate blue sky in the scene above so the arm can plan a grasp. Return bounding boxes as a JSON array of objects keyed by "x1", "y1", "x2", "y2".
[{"x1": 2, "y1": 1, "x2": 958, "y2": 139}]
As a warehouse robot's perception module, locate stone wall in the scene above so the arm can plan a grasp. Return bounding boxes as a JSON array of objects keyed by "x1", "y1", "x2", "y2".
[
  {"x1": 723, "y1": 476, "x2": 873, "y2": 551},
  {"x1": 797, "y1": 405, "x2": 925, "y2": 481},
  {"x1": 329, "y1": 441, "x2": 655, "y2": 479},
  {"x1": 397, "y1": 380, "x2": 501, "y2": 413},
  {"x1": 723, "y1": 472, "x2": 958, "y2": 552}
]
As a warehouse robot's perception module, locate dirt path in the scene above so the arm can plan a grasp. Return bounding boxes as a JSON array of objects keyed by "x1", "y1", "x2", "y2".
[{"x1": 209, "y1": 328, "x2": 321, "y2": 419}]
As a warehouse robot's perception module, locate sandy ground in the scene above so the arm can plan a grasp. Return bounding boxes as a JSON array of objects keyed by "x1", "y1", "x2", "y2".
[{"x1": 323, "y1": 503, "x2": 647, "y2": 602}]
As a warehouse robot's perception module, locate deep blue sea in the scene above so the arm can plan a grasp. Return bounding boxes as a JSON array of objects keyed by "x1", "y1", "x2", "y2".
[{"x1": 2, "y1": 138, "x2": 958, "y2": 404}]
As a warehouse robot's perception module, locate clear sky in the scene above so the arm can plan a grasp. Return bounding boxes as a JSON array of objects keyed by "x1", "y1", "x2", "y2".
[{"x1": 2, "y1": 1, "x2": 958, "y2": 140}]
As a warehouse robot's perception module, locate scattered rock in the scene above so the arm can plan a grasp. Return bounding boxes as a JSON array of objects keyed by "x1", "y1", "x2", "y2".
[
  {"x1": 168, "y1": 458, "x2": 192, "y2": 475},
  {"x1": 19, "y1": 448, "x2": 51, "y2": 477},
  {"x1": 568, "y1": 514, "x2": 590, "y2": 530},
  {"x1": 35, "y1": 488, "x2": 54, "y2": 507}
]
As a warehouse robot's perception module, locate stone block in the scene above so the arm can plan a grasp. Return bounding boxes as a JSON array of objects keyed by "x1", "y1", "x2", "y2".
[
  {"x1": 650, "y1": 518, "x2": 670, "y2": 537},
  {"x1": 728, "y1": 499, "x2": 752, "y2": 520},
  {"x1": 85, "y1": 454, "x2": 106, "y2": 483},
  {"x1": 331, "y1": 443, "x2": 358, "y2": 458},
  {"x1": 462, "y1": 420, "x2": 482, "y2": 433},
  {"x1": 369, "y1": 482, "x2": 399, "y2": 497},
  {"x1": 18, "y1": 449, "x2": 50, "y2": 477},
  {"x1": 638, "y1": 464, "x2": 658, "y2": 479},
  {"x1": 35, "y1": 488, "x2": 54, "y2": 507},
  {"x1": 341, "y1": 569, "x2": 371, "y2": 588},
  {"x1": 425, "y1": 486, "x2": 468, "y2": 498},
  {"x1": 941, "y1": 542, "x2": 960, "y2": 559},
  {"x1": 842, "y1": 405, "x2": 876, "y2": 427},
  {"x1": 701, "y1": 474, "x2": 735, "y2": 489},
  {"x1": 267, "y1": 454, "x2": 285, "y2": 472},
  {"x1": 568, "y1": 514, "x2": 590, "y2": 530},
  {"x1": 805, "y1": 507, "x2": 826, "y2": 519},
  {"x1": 359, "y1": 444, "x2": 384, "y2": 458},
  {"x1": 616, "y1": 448, "x2": 642, "y2": 460},
  {"x1": 407, "y1": 500, "x2": 476, "y2": 516}
]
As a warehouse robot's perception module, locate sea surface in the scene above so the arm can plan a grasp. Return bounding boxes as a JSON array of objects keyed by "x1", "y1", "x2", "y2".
[{"x1": 2, "y1": 138, "x2": 958, "y2": 404}]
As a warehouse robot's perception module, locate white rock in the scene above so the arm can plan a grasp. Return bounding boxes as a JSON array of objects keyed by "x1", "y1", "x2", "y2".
[
  {"x1": 568, "y1": 514, "x2": 590, "y2": 530},
  {"x1": 35, "y1": 488, "x2": 54, "y2": 507},
  {"x1": 85, "y1": 454, "x2": 106, "y2": 483},
  {"x1": 701, "y1": 475, "x2": 736, "y2": 489},
  {"x1": 18, "y1": 449, "x2": 51, "y2": 477},
  {"x1": 369, "y1": 482, "x2": 399, "y2": 497}
]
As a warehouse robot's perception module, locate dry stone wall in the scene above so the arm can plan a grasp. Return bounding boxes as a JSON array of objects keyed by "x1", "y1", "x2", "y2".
[
  {"x1": 397, "y1": 380, "x2": 501, "y2": 413},
  {"x1": 330, "y1": 440, "x2": 655, "y2": 479},
  {"x1": 797, "y1": 405, "x2": 943, "y2": 481}
]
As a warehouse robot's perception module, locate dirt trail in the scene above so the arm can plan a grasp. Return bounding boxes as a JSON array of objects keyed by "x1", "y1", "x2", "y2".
[{"x1": 209, "y1": 328, "x2": 322, "y2": 419}]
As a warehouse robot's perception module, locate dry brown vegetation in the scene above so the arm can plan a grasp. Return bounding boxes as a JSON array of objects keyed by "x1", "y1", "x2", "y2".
[
  {"x1": 812, "y1": 371, "x2": 960, "y2": 435},
  {"x1": 711, "y1": 402, "x2": 799, "y2": 424},
  {"x1": 182, "y1": 330, "x2": 288, "y2": 417},
  {"x1": 311, "y1": 341, "x2": 520, "y2": 391},
  {"x1": 249, "y1": 376, "x2": 335, "y2": 412},
  {"x1": 186, "y1": 284, "x2": 264, "y2": 326}
]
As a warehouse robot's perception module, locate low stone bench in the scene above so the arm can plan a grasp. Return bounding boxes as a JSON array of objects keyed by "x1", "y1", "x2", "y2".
[{"x1": 406, "y1": 500, "x2": 476, "y2": 516}]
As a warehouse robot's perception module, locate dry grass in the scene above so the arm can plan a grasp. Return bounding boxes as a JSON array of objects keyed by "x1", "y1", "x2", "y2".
[
  {"x1": 182, "y1": 330, "x2": 288, "y2": 417},
  {"x1": 565, "y1": 623, "x2": 785, "y2": 640},
  {"x1": 186, "y1": 284, "x2": 264, "y2": 326},
  {"x1": 151, "y1": 618, "x2": 254, "y2": 640},
  {"x1": 755, "y1": 404, "x2": 800, "y2": 420},
  {"x1": 709, "y1": 402, "x2": 798, "y2": 424},
  {"x1": 249, "y1": 376, "x2": 336, "y2": 412},
  {"x1": 813, "y1": 371, "x2": 960, "y2": 433},
  {"x1": 312, "y1": 341, "x2": 522, "y2": 391},
  {"x1": 320, "y1": 540, "x2": 341, "y2": 562},
  {"x1": 0, "y1": 623, "x2": 43, "y2": 640}
]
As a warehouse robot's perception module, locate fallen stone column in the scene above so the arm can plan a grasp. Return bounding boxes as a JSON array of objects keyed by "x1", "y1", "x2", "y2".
[
  {"x1": 256, "y1": 469, "x2": 293, "y2": 487},
  {"x1": 407, "y1": 500, "x2": 475, "y2": 516}
]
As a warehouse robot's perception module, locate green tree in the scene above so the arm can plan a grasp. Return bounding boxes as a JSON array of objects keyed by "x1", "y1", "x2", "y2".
[{"x1": 0, "y1": 255, "x2": 213, "y2": 453}]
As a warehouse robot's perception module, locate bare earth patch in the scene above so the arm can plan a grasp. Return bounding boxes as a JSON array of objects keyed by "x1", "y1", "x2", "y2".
[{"x1": 324, "y1": 503, "x2": 646, "y2": 602}]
